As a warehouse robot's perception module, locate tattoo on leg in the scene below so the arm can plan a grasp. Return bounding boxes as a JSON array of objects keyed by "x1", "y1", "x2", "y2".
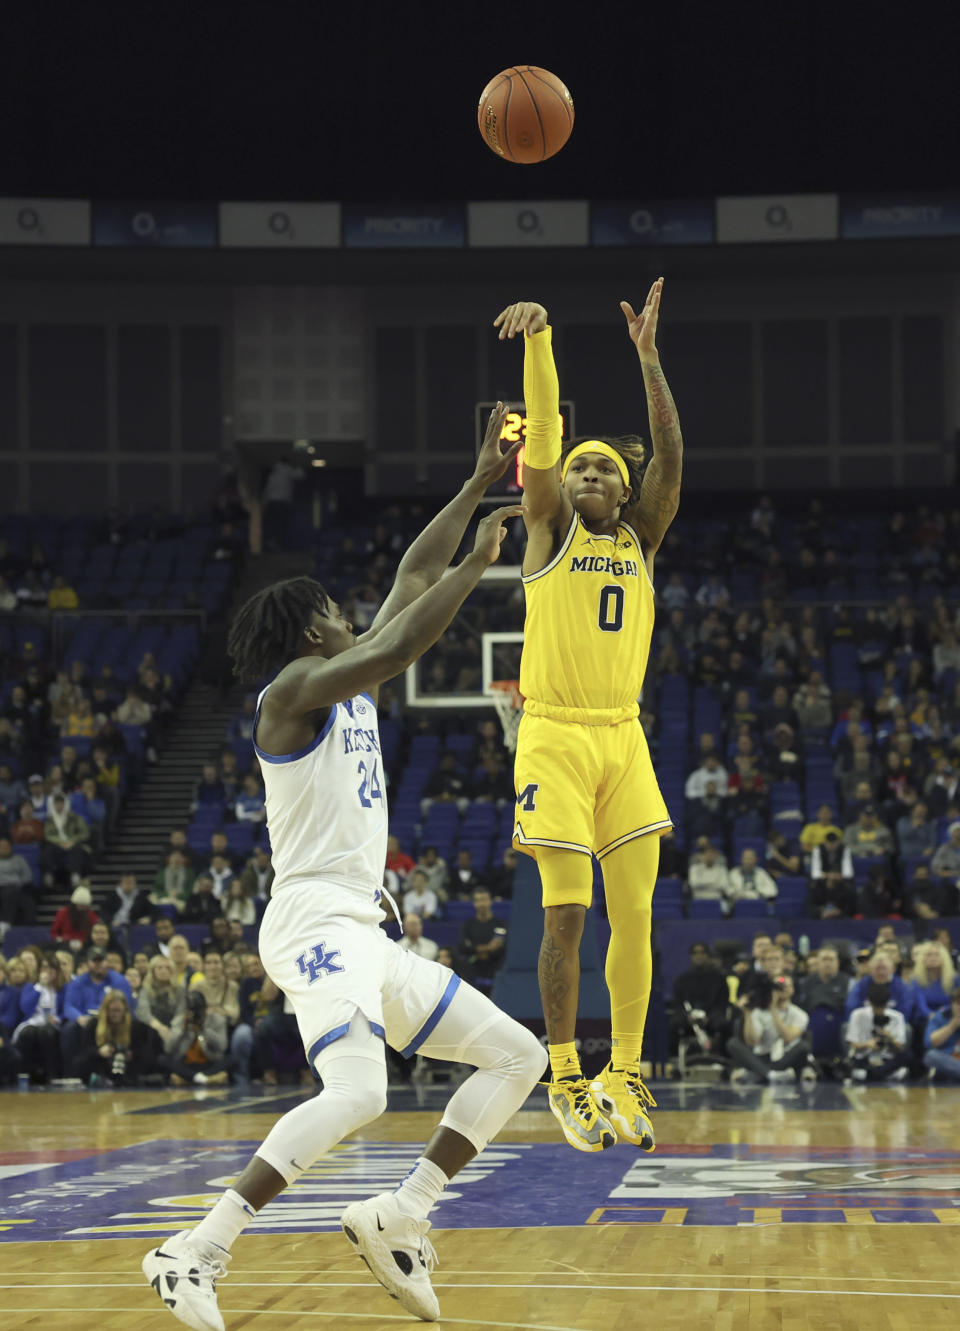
[{"x1": 538, "y1": 928, "x2": 577, "y2": 1042}]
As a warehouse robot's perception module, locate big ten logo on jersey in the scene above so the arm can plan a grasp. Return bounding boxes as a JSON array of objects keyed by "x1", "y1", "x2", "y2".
[
  {"x1": 296, "y1": 941, "x2": 344, "y2": 984},
  {"x1": 517, "y1": 782, "x2": 539, "y2": 811}
]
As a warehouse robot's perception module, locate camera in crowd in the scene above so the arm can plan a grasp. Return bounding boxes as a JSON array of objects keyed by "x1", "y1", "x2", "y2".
[
  {"x1": 743, "y1": 974, "x2": 788, "y2": 1010},
  {"x1": 868, "y1": 983, "x2": 897, "y2": 1049}
]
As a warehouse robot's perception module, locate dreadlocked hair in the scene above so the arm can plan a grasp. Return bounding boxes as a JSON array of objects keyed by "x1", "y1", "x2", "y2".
[
  {"x1": 227, "y1": 576, "x2": 332, "y2": 683},
  {"x1": 562, "y1": 434, "x2": 647, "y2": 496}
]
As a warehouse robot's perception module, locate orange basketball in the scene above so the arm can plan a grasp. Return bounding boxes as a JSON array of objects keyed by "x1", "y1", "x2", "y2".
[{"x1": 477, "y1": 66, "x2": 574, "y2": 164}]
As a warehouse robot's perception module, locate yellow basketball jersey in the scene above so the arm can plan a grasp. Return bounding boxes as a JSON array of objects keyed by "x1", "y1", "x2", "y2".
[{"x1": 519, "y1": 511, "x2": 654, "y2": 723}]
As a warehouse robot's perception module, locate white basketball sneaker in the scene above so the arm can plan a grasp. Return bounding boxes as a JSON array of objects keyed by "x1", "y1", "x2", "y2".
[
  {"x1": 341, "y1": 1192, "x2": 440, "y2": 1321},
  {"x1": 142, "y1": 1230, "x2": 229, "y2": 1331}
]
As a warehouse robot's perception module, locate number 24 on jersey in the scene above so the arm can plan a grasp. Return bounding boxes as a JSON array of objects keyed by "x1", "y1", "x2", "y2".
[{"x1": 357, "y1": 759, "x2": 383, "y2": 808}]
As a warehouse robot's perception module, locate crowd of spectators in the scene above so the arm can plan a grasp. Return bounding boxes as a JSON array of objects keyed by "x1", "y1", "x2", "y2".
[
  {"x1": 670, "y1": 927, "x2": 960, "y2": 1085},
  {"x1": 0, "y1": 639, "x2": 177, "y2": 937}
]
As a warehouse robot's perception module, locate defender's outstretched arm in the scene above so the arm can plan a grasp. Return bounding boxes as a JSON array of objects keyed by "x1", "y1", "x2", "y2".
[{"x1": 363, "y1": 403, "x2": 521, "y2": 637}]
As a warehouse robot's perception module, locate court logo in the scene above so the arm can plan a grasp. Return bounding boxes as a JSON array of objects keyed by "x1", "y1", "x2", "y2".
[{"x1": 296, "y1": 941, "x2": 345, "y2": 984}]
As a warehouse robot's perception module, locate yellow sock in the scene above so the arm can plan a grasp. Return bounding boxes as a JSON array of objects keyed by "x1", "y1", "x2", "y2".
[
  {"x1": 548, "y1": 1041, "x2": 581, "y2": 1081},
  {"x1": 610, "y1": 1034, "x2": 643, "y2": 1070}
]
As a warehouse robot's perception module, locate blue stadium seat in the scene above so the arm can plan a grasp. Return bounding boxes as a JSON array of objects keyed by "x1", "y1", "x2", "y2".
[
  {"x1": 687, "y1": 899, "x2": 723, "y2": 919},
  {"x1": 732, "y1": 898, "x2": 773, "y2": 918}
]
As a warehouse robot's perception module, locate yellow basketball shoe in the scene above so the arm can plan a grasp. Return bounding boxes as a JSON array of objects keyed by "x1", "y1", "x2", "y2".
[
  {"x1": 545, "y1": 1077, "x2": 617, "y2": 1153},
  {"x1": 591, "y1": 1064, "x2": 657, "y2": 1151}
]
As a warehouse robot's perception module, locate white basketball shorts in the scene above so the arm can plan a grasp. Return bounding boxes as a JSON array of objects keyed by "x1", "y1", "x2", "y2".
[{"x1": 258, "y1": 880, "x2": 459, "y2": 1066}]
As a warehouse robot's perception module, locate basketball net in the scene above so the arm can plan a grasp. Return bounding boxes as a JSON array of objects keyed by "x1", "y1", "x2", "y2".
[{"x1": 488, "y1": 679, "x2": 523, "y2": 753}]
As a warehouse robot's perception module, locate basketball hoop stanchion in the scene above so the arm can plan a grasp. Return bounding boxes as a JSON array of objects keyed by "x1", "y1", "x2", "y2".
[{"x1": 488, "y1": 680, "x2": 523, "y2": 753}]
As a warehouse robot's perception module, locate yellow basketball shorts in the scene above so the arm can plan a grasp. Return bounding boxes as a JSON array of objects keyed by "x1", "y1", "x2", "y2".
[{"x1": 511, "y1": 710, "x2": 672, "y2": 868}]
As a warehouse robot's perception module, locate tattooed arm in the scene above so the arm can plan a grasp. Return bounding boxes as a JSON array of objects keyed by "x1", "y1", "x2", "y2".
[{"x1": 620, "y1": 278, "x2": 683, "y2": 553}]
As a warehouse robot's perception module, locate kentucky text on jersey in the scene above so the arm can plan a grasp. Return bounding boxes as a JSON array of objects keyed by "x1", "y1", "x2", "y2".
[
  {"x1": 342, "y1": 727, "x2": 381, "y2": 755},
  {"x1": 569, "y1": 555, "x2": 639, "y2": 576}
]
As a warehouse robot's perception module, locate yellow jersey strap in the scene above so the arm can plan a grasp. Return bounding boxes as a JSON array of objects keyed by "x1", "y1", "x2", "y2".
[{"x1": 523, "y1": 697, "x2": 639, "y2": 725}]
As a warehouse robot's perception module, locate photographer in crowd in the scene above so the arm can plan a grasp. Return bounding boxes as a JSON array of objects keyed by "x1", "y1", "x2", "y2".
[
  {"x1": 728, "y1": 973, "x2": 816, "y2": 1085},
  {"x1": 161, "y1": 987, "x2": 230, "y2": 1087},
  {"x1": 846, "y1": 981, "x2": 910, "y2": 1082}
]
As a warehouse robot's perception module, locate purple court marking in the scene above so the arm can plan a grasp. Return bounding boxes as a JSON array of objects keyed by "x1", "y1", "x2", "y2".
[{"x1": 1, "y1": 1141, "x2": 959, "y2": 1239}]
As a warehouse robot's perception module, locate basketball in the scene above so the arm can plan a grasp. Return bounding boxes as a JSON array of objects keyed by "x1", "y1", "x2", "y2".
[{"x1": 477, "y1": 66, "x2": 574, "y2": 164}]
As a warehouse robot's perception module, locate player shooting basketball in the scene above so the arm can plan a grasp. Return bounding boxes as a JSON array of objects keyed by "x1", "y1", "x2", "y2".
[{"x1": 493, "y1": 279, "x2": 682, "y2": 1154}]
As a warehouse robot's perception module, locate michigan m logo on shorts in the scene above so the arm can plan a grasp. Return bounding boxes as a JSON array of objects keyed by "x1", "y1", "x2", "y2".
[
  {"x1": 517, "y1": 783, "x2": 539, "y2": 812},
  {"x1": 296, "y1": 941, "x2": 345, "y2": 984}
]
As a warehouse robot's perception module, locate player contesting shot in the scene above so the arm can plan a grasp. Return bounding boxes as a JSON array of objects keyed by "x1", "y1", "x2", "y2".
[
  {"x1": 493, "y1": 280, "x2": 682, "y2": 1154},
  {"x1": 142, "y1": 405, "x2": 547, "y2": 1329}
]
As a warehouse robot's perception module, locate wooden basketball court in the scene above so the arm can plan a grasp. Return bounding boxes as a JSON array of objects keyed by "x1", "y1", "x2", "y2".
[{"x1": 2, "y1": 1081, "x2": 959, "y2": 1329}]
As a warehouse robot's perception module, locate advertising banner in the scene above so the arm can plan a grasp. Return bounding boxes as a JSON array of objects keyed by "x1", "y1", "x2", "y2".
[
  {"x1": 716, "y1": 194, "x2": 838, "y2": 243},
  {"x1": 219, "y1": 202, "x2": 340, "y2": 248},
  {"x1": 92, "y1": 202, "x2": 217, "y2": 247},
  {"x1": 468, "y1": 201, "x2": 589, "y2": 247},
  {"x1": 343, "y1": 204, "x2": 465, "y2": 248},
  {"x1": 591, "y1": 199, "x2": 714, "y2": 246},
  {"x1": 841, "y1": 194, "x2": 960, "y2": 239},
  {"x1": 0, "y1": 198, "x2": 90, "y2": 245}
]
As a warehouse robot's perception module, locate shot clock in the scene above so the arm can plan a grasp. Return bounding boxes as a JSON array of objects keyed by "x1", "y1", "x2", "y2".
[{"x1": 474, "y1": 400, "x2": 575, "y2": 497}]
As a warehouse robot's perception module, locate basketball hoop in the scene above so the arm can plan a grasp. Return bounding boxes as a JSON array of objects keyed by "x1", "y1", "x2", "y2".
[{"x1": 487, "y1": 679, "x2": 523, "y2": 753}]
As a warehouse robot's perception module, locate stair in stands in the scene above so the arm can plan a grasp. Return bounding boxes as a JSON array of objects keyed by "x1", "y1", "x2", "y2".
[
  {"x1": 37, "y1": 551, "x2": 325, "y2": 928},
  {"x1": 35, "y1": 680, "x2": 246, "y2": 926}
]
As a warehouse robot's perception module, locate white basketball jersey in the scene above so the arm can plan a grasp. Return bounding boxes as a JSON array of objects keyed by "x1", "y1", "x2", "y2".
[{"x1": 254, "y1": 687, "x2": 387, "y2": 902}]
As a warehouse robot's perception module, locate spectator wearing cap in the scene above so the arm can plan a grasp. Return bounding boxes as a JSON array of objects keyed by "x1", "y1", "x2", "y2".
[
  {"x1": 843, "y1": 805, "x2": 894, "y2": 860},
  {"x1": 808, "y1": 831, "x2": 855, "y2": 918},
  {"x1": 59, "y1": 944, "x2": 133, "y2": 1069},
  {"x1": 0, "y1": 837, "x2": 35, "y2": 937},
  {"x1": 923, "y1": 985, "x2": 960, "y2": 1082},
  {"x1": 50, "y1": 885, "x2": 100, "y2": 951},
  {"x1": 26, "y1": 774, "x2": 48, "y2": 819}
]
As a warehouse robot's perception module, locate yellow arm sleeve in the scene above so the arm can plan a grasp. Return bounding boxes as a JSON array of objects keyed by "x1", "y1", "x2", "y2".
[{"x1": 522, "y1": 325, "x2": 561, "y2": 469}]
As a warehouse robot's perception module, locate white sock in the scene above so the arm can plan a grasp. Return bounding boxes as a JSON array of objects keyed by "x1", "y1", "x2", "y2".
[
  {"x1": 393, "y1": 1157, "x2": 449, "y2": 1221},
  {"x1": 190, "y1": 1188, "x2": 257, "y2": 1254}
]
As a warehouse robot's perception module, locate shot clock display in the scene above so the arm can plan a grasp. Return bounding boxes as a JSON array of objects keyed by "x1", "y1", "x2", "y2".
[{"x1": 474, "y1": 400, "x2": 575, "y2": 495}]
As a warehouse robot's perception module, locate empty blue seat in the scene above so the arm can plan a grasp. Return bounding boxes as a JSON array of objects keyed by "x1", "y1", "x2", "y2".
[{"x1": 687, "y1": 899, "x2": 723, "y2": 919}]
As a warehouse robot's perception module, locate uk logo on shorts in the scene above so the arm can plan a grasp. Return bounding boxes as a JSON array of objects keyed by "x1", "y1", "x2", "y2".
[{"x1": 296, "y1": 941, "x2": 345, "y2": 984}]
